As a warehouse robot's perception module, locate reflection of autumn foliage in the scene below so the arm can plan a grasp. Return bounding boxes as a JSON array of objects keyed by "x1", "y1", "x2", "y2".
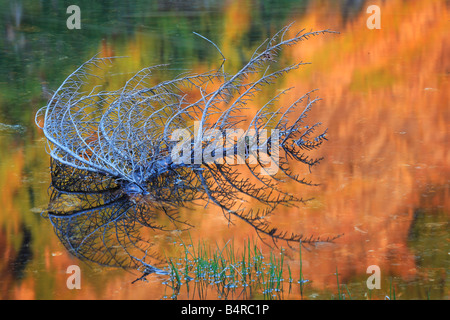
[
  {"x1": 275, "y1": 0, "x2": 449, "y2": 291},
  {"x1": 184, "y1": 0, "x2": 449, "y2": 295}
]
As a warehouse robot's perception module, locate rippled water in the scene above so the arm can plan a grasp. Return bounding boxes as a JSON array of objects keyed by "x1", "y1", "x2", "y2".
[{"x1": 0, "y1": 0, "x2": 448, "y2": 299}]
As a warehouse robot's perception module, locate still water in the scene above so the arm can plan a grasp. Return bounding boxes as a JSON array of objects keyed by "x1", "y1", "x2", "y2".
[{"x1": 0, "y1": 0, "x2": 448, "y2": 299}]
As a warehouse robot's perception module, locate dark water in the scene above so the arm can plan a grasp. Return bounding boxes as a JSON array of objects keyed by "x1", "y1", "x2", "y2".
[{"x1": 0, "y1": 0, "x2": 448, "y2": 299}]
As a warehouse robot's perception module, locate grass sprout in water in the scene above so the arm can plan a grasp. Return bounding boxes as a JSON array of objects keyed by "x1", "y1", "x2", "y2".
[{"x1": 161, "y1": 236, "x2": 310, "y2": 300}]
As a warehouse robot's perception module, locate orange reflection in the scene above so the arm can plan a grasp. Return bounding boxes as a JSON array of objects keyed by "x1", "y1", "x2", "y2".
[{"x1": 279, "y1": 0, "x2": 449, "y2": 292}]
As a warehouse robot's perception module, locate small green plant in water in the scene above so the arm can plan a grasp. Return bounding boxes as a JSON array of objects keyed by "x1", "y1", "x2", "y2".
[{"x1": 162, "y1": 236, "x2": 308, "y2": 300}]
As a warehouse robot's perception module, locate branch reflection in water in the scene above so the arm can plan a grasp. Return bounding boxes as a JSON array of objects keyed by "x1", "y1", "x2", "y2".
[{"x1": 44, "y1": 159, "x2": 173, "y2": 282}]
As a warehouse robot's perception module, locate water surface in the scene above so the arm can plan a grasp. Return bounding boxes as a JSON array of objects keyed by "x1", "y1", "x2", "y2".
[{"x1": 0, "y1": 0, "x2": 448, "y2": 299}]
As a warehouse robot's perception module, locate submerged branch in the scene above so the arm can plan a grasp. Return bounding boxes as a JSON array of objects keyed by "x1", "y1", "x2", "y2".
[{"x1": 37, "y1": 25, "x2": 341, "y2": 268}]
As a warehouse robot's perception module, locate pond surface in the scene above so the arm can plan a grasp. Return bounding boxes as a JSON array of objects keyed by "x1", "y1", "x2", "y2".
[{"x1": 0, "y1": 0, "x2": 448, "y2": 300}]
